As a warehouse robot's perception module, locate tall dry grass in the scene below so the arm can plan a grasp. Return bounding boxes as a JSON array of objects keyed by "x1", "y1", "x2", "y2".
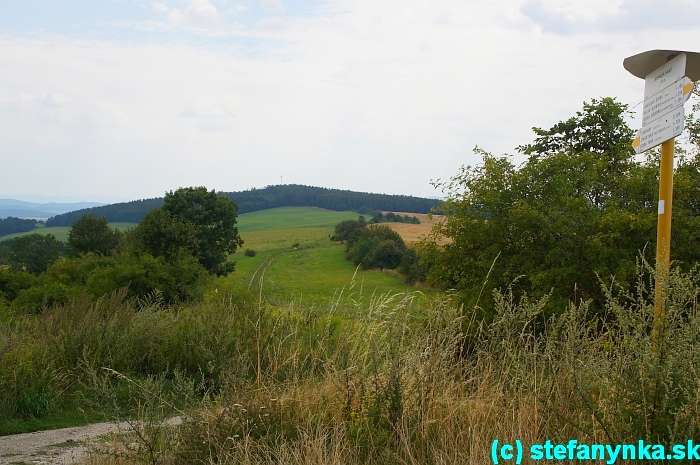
[{"x1": 4, "y1": 260, "x2": 700, "y2": 464}]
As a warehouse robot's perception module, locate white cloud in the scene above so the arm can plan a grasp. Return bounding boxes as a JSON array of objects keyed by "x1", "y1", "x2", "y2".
[
  {"x1": 167, "y1": 8, "x2": 185, "y2": 23},
  {"x1": 521, "y1": 0, "x2": 700, "y2": 34},
  {"x1": 152, "y1": 2, "x2": 169, "y2": 13},
  {"x1": 44, "y1": 93, "x2": 69, "y2": 106},
  {"x1": 183, "y1": 0, "x2": 222, "y2": 29},
  {"x1": 256, "y1": 17, "x2": 288, "y2": 32},
  {"x1": 227, "y1": 4, "x2": 249, "y2": 15},
  {"x1": 165, "y1": 0, "x2": 222, "y2": 30},
  {"x1": 261, "y1": 0, "x2": 286, "y2": 13},
  {"x1": 183, "y1": 93, "x2": 241, "y2": 119},
  {"x1": 1, "y1": 1, "x2": 700, "y2": 199}
]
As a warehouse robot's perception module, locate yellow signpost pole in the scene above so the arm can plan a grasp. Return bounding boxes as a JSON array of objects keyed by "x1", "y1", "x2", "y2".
[{"x1": 653, "y1": 137, "x2": 675, "y2": 347}]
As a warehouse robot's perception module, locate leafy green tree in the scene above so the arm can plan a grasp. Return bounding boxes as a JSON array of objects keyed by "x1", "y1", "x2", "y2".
[
  {"x1": 161, "y1": 187, "x2": 243, "y2": 276},
  {"x1": 0, "y1": 217, "x2": 38, "y2": 236},
  {"x1": 331, "y1": 218, "x2": 366, "y2": 242},
  {"x1": 346, "y1": 225, "x2": 407, "y2": 270},
  {"x1": 424, "y1": 97, "x2": 679, "y2": 316},
  {"x1": 0, "y1": 267, "x2": 37, "y2": 302},
  {"x1": 8, "y1": 234, "x2": 64, "y2": 275},
  {"x1": 85, "y1": 252, "x2": 207, "y2": 304},
  {"x1": 133, "y1": 209, "x2": 199, "y2": 261},
  {"x1": 67, "y1": 213, "x2": 121, "y2": 257}
]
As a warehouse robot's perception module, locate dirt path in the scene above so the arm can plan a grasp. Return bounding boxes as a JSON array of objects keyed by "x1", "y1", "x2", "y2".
[{"x1": 0, "y1": 417, "x2": 182, "y2": 465}]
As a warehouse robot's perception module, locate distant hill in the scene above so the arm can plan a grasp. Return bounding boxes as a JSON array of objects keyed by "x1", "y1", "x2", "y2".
[
  {"x1": 0, "y1": 199, "x2": 106, "y2": 220},
  {"x1": 45, "y1": 185, "x2": 441, "y2": 227}
]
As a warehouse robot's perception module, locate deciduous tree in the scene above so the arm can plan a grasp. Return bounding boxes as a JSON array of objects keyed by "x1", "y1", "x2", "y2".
[
  {"x1": 67, "y1": 213, "x2": 121, "y2": 257},
  {"x1": 161, "y1": 187, "x2": 243, "y2": 276}
]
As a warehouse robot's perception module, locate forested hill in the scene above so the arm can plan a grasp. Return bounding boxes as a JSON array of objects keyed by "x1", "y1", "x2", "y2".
[{"x1": 45, "y1": 185, "x2": 441, "y2": 226}]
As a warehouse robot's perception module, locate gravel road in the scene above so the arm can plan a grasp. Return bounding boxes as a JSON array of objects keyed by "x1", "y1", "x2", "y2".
[{"x1": 0, "y1": 417, "x2": 182, "y2": 465}]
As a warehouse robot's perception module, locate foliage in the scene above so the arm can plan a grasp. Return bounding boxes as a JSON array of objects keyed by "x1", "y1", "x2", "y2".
[
  {"x1": 66, "y1": 213, "x2": 122, "y2": 257},
  {"x1": 346, "y1": 225, "x2": 407, "y2": 270},
  {"x1": 161, "y1": 186, "x2": 243, "y2": 276},
  {"x1": 133, "y1": 209, "x2": 199, "y2": 262},
  {"x1": 85, "y1": 252, "x2": 208, "y2": 304},
  {"x1": 0, "y1": 267, "x2": 37, "y2": 302},
  {"x1": 5, "y1": 248, "x2": 208, "y2": 312},
  {"x1": 8, "y1": 233, "x2": 64, "y2": 275},
  {"x1": 0, "y1": 217, "x2": 38, "y2": 236},
  {"x1": 331, "y1": 217, "x2": 366, "y2": 242},
  {"x1": 46, "y1": 185, "x2": 440, "y2": 226},
  {"x1": 397, "y1": 247, "x2": 429, "y2": 284},
  {"x1": 369, "y1": 211, "x2": 420, "y2": 224},
  {"x1": 16, "y1": 263, "x2": 699, "y2": 463},
  {"x1": 424, "y1": 97, "x2": 700, "y2": 316},
  {"x1": 45, "y1": 198, "x2": 164, "y2": 227},
  {"x1": 243, "y1": 248, "x2": 256, "y2": 257},
  {"x1": 0, "y1": 239, "x2": 12, "y2": 265}
]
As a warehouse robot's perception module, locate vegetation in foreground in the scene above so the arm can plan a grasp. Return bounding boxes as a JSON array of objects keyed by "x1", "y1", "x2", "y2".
[{"x1": 3, "y1": 261, "x2": 698, "y2": 464}]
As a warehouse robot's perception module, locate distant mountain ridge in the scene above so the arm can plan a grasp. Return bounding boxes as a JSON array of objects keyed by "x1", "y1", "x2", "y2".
[
  {"x1": 45, "y1": 185, "x2": 442, "y2": 227},
  {"x1": 0, "y1": 199, "x2": 106, "y2": 220}
]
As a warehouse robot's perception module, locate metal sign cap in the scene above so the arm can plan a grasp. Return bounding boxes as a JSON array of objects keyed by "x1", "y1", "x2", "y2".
[{"x1": 623, "y1": 49, "x2": 700, "y2": 81}]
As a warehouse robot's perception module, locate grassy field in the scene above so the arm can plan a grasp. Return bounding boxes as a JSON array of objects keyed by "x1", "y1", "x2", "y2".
[
  {"x1": 0, "y1": 222, "x2": 137, "y2": 242},
  {"x1": 236, "y1": 206, "x2": 358, "y2": 232},
  {"x1": 220, "y1": 207, "x2": 428, "y2": 306},
  {"x1": 1, "y1": 207, "x2": 424, "y2": 306},
  {"x1": 0, "y1": 207, "x2": 353, "y2": 242}
]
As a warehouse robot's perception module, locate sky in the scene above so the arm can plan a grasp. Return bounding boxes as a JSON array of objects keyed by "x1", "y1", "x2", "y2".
[{"x1": 1, "y1": 0, "x2": 699, "y2": 203}]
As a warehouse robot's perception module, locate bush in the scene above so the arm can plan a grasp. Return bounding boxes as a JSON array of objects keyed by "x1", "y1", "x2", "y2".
[
  {"x1": 331, "y1": 218, "x2": 366, "y2": 242},
  {"x1": 67, "y1": 213, "x2": 121, "y2": 257},
  {"x1": 345, "y1": 225, "x2": 407, "y2": 270},
  {"x1": 243, "y1": 249, "x2": 256, "y2": 257},
  {"x1": 8, "y1": 234, "x2": 64, "y2": 275}
]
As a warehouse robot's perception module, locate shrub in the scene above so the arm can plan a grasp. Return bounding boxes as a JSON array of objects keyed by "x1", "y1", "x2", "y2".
[
  {"x1": 345, "y1": 225, "x2": 407, "y2": 270},
  {"x1": 243, "y1": 249, "x2": 256, "y2": 257}
]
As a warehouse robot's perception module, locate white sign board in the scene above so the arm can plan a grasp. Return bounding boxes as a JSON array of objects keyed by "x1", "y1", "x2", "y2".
[
  {"x1": 633, "y1": 107, "x2": 684, "y2": 154},
  {"x1": 643, "y1": 77, "x2": 693, "y2": 126},
  {"x1": 644, "y1": 53, "x2": 686, "y2": 100}
]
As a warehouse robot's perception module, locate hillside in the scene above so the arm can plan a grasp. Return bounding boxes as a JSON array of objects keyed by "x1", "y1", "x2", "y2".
[
  {"x1": 45, "y1": 185, "x2": 441, "y2": 227},
  {"x1": 0, "y1": 199, "x2": 105, "y2": 220}
]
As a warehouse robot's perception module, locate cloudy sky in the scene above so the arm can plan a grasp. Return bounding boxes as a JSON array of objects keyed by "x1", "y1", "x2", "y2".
[{"x1": 1, "y1": 0, "x2": 699, "y2": 202}]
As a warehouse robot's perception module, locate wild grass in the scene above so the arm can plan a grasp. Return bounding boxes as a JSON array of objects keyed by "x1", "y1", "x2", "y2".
[
  {"x1": 60, "y1": 260, "x2": 700, "y2": 464},
  {"x1": 4, "y1": 238, "x2": 700, "y2": 464}
]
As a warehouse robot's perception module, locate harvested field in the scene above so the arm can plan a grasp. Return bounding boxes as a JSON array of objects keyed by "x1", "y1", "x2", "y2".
[{"x1": 380, "y1": 212, "x2": 450, "y2": 245}]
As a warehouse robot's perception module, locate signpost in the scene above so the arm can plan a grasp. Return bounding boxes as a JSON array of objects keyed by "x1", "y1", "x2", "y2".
[
  {"x1": 641, "y1": 77, "x2": 692, "y2": 127},
  {"x1": 632, "y1": 107, "x2": 685, "y2": 154},
  {"x1": 623, "y1": 49, "x2": 700, "y2": 347}
]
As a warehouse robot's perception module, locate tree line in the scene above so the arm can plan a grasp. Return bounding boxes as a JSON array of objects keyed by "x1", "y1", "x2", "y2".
[
  {"x1": 0, "y1": 217, "x2": 40, "y2": 236},
  {"x1": 45, "y1": 185, "x2": 440, "y2": 227},
  {"x1": 1, "y1": 187, "x2": 243, "y2": 312}
]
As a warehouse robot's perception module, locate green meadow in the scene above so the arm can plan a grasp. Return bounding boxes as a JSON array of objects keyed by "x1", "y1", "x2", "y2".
[
  {"x1": 0, "y1": 222, "x2": 137, "y2": 242},
  {"x1": 1, "y1": 207, "x2": 423, "y2": 305},
  {"x1": 221, "y1": 207, "x2": 426, "y2": 305}
]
